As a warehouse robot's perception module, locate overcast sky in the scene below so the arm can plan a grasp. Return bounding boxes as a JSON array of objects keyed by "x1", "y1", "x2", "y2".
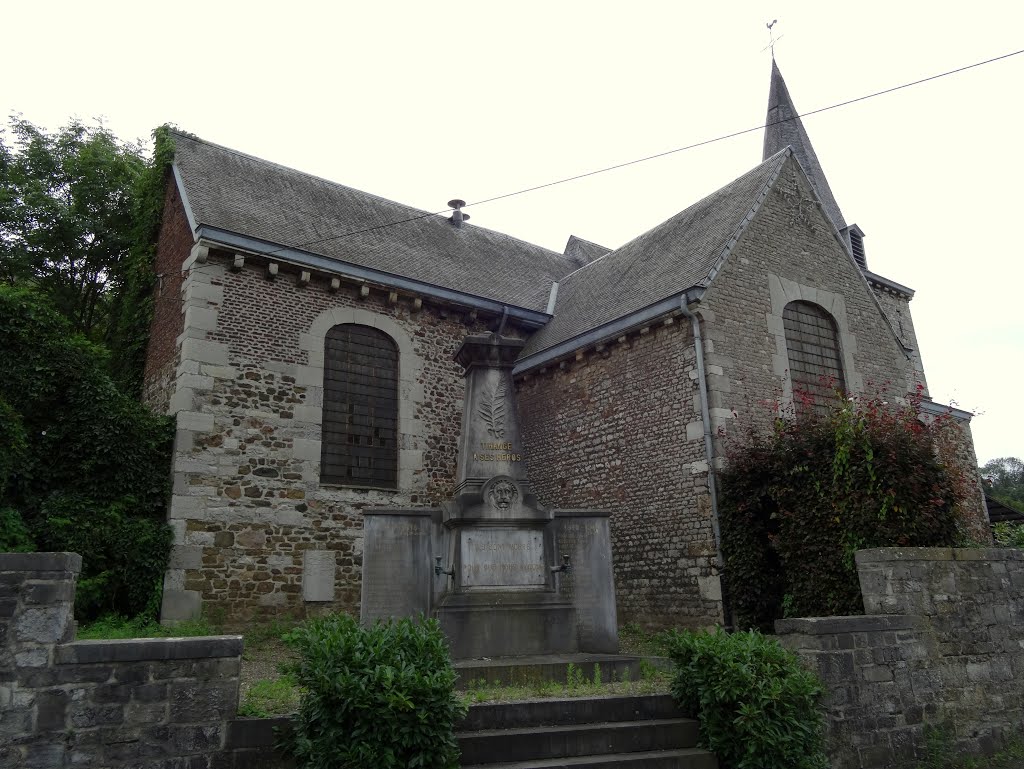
[{"x1": 4, "y1": 1, "x2": 1022, "y2": 465}]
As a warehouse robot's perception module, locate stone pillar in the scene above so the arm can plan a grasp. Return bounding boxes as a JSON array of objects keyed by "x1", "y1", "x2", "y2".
[{"x1": 0, "y1": 552, "x2": 80, "y2": 767}]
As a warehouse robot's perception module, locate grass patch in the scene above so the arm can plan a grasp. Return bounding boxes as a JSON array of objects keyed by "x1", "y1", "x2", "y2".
[
  {"x1": 76, "y1": 614, "x2": 220, "y2": 640},
  {"x1": 618, "y1": 622, "x2": 670, "y2": 657},
  {"x1": 461, "y1": 661, "x2": 670, "y2": 704},
  {"x1": 238, "y1": 675, "x2": 302, "y2": 718}
]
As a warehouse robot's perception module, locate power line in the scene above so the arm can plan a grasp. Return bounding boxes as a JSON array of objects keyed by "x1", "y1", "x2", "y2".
[{"x1": 267, "y1": 47, "x2": 1024, "y2": 256}]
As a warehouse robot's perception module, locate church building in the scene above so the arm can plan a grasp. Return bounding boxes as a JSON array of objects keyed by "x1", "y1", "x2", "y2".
[{"x1": 144, "y1": 62, "x2": 987, "y2": 628}]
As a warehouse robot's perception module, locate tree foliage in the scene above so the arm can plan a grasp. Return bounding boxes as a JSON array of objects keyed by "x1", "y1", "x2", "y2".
[
  {"x1": 720, "y1": 394, "x2": 960, "y2": 630},
  {"x1": 0, "y1": 117, "x2": 144, "y2": 338},
  {"x1": 0, "y1": 117, "x2": 175, "y2": 393},
  {"x1": 0, "y1": 286, "x2": 173, "y2": 618},
  {"x1": 981, "y1": 456, "x2": 1024, "y2": 510}
]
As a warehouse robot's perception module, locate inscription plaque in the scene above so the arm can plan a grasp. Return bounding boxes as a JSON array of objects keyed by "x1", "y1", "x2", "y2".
[{"x1": 461, "y1": 529, "x2": 545, "y2": 588}]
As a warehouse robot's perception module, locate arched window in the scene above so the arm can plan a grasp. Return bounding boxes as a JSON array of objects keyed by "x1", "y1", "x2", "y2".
[
  {"x1": 783, "y1": 301, "x2": 844, "y2": 415},
  {"x1": 320, "y1": 324, "x2": 399, "y2": 488}
]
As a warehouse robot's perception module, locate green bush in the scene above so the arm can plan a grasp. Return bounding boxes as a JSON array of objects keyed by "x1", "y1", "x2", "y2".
[
  {"x1": 281, "y1": 613, "x2": 467, "y2": 769},
  {"x1": 993, "y1": 522, "x2": 1024, "y2": 549},
  {"x1": 40, "y1": 495, "x2": 171, "y2": 619},
  {"x1": 0, "y1": 507, "x2": 34, "y2": 552},
  {"x1": 720, "y1": 394, "x2": 960, "y2": 628},
  {"x1": 665, "y1": 628, "x2": 828, "y2": 769}
]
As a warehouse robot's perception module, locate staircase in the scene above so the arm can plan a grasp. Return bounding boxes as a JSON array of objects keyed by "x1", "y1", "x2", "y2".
[{"x1": 458, "y1": 693, "x2": 717, "y2": 768}]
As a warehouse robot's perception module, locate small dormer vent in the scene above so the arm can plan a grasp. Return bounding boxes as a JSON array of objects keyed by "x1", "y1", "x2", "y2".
[
  {"x1": 847, "y1": 224, "x2": 867, "y2": 270},
  {"x1": 448, "y1": 199, "x2": 470, "y2": 228}
]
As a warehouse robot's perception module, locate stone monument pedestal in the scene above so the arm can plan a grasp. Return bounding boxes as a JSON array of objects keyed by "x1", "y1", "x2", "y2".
[{"x1": 360, "y1": 333, "x2": 618, "y2": 658}]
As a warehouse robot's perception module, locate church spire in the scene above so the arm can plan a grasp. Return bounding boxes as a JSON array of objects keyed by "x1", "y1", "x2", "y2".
[{"x1": 763, "y1": 60, "x2": 847, "y2": 233}]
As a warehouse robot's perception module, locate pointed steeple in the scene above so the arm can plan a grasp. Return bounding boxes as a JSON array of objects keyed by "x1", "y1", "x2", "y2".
[{"x1": 763, "y1": 60, "x2": 847, "y2": 233}]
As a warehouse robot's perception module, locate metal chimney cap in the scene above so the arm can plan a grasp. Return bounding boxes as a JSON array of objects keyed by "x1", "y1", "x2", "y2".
[{"x1": 448, "y1": 199, "x2": 467, "y2": 209}]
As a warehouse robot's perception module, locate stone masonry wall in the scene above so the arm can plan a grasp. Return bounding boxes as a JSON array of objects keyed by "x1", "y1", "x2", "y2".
[
  {"x1": 700, "y1": 154, "x2": 923, "y2": 450},
  {"x1": 142, "y1": 178, "x2": 192, "y2": 413},
  {"x1": 0, "y1": 552, "x2": 244, "y2": 768},
  {"x1": 161, "y1": 249, "x2": 503, "y2": 623},
  {"x1": 518, "y1": 318, "x2": 723, "y2": 629},
  {"x1": 870, "y1": 287, "x2": 928, "y2": 395},
  {"x1": 777, "y1": 547, "x2": 1024, "y2": 769}
]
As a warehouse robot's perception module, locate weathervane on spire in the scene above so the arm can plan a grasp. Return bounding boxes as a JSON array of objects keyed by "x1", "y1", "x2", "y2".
[{"x1": 764, "y1": 19, "x2": 783, "y2": 59}]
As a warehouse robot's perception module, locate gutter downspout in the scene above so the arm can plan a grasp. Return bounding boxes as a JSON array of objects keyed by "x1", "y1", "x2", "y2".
[{"x1": 679, "y1": 295, "x2": 732, "y2": 630}]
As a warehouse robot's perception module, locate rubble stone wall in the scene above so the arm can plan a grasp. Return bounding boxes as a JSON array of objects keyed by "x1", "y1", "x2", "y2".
[
  {"x1": 159, "y1": 250, "x2": 501, "y2": 623},
  {"x1": 517, "y1": 319, "x2": 723, "y2": 629}
]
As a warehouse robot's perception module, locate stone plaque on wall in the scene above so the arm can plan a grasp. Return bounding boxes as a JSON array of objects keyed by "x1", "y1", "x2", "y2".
[
  {"x1": 302, "y1": 550, "x2": 337, "y2": 602},
  {"x1": 461, "y1": 528, "x2": 546, "y2": 589}
]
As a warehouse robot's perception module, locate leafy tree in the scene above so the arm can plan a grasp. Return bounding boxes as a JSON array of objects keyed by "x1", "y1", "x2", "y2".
[
  {"x1": 980, "y1": 456, "x2": 1024, "y2": 510},
  {"x1": 0, "y1": 117, "x2": 146, "y2": 341},
  {"x1": 0, "y1": 285, "x2": 173, "y2": 618}
]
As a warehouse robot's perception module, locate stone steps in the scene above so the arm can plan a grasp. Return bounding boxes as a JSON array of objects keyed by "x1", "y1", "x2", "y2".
[
  {"x1": 458, "y1": 694, "x2": 717, "y2": 769},
  {"x1": 454, "y1": 653, "x2": 647, "y2": 689}
]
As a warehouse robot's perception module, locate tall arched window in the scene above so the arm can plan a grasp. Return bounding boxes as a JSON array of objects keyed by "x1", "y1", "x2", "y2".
[
  {"x1": 320, "y1": 324, "x2": 399, "y2": 488},
  {"x1": 783, "y1": 301, "x2": 844, "y2": 415}
]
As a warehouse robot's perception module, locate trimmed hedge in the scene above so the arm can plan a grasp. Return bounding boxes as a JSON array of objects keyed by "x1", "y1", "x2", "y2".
[
  {"x1": 665, "y1": 628, "x2": 827, "y2": 769},
  {"x1": 282, "y1": 614, "x2": 467, "y2": 769}
]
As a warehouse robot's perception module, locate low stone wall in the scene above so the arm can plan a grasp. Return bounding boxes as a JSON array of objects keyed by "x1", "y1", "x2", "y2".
[
  {"x1": 777, "y1": 547, "x2": 1024, "y2": 769},
  {"x1": 0, "y1": 552, "x2": 292, "y2": 768}
]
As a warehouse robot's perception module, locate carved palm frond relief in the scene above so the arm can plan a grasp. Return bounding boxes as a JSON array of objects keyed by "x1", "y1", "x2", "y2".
[{"x1": 478, "y1": 378, "x2": 507, "y2": 439}]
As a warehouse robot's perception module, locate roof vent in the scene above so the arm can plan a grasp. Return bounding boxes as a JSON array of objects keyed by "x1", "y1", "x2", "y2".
[
  {"x1": 448, "y1": 199, "x2": 470, "y2": 228},
  {"x1": 848, "y1": 225, "x2": 867, "y2": 270}
]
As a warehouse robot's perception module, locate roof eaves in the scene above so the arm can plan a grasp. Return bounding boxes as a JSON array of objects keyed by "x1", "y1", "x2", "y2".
[
  {"x1": 195, "y1": 225, "x2": 553, "y2": 328},
  {"x1": 513, "y1": 287, "x2": 705, "y2": 375},
  {"x1": 864, "y1": 270, "x2": 915, "y2": 299},
  {"x1": 918, "y1": 398, "x2": 974, "y2": 422}
]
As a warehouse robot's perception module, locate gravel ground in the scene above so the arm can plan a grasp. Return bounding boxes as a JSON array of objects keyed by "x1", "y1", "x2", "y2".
[{"x1": 239, "y1": 637, "x2": 295, "y2": 701}]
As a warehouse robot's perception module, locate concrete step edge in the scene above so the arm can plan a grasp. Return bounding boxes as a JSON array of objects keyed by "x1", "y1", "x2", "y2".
[
  {"x1": 461, "y1": 746, "x2": 719, "y2": 768},
  {"x1": 457, "y1": 717, "x2": 692, "y2": 740},
  {"x1": 460, "y1": 693, "x2": 683, "y2": 730}
]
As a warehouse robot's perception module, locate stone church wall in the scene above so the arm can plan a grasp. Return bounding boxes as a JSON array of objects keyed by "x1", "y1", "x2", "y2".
[
  {"x1": 700, "y1": 155, "x2": 922, "y2": 441},
  {"x1": 517, "y1": 319, "x2": 723, "y2": 629},
  {"x1": 159, "y1": 250, "x2": 499, "y2": 622}
]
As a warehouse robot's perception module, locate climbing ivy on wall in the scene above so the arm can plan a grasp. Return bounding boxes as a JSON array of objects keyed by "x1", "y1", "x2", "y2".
[
  {"x1": 107, "y1": 124, "x2": 178, "y2": 394},
  {"x1": 719, "y1": 392, "x2": 960, "y2": 630}
]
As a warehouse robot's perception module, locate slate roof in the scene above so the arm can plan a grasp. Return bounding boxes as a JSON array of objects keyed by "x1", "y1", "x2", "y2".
[
  {"x1": 521, "y1": 150, "x2": 791, "y2": 357},
  {"x1": 171, "y1": 131, "x2": 576, "y2": 314},
  {"x1": 763, "y1": 60, "x2": 847, "y2": 234},
  {"x1": 563, "y1": 235, "x2": 612, "y2": 269}
]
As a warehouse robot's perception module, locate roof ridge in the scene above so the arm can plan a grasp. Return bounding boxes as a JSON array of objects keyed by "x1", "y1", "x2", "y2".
[{"x1": 170, "y1": 129, "x2": 570, "y2": 264}]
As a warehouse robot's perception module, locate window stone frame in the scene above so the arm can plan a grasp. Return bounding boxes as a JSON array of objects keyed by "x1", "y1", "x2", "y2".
[
  {"x1": 296, "y1": 308, "x2": 426, "y2": 492},
  {"x1": 767, "y1": 273, "x2": 861, "y2": 413}
]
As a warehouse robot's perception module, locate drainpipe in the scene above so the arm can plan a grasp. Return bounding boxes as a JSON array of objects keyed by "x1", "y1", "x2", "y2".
[{"x1": 679, "y1": 294, "x2": 732, "y2": 630}]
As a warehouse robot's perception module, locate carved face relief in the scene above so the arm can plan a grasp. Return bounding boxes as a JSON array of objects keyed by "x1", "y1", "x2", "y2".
[{"x1": 488, "y1": 479, "x2": 518, "y2": 510}]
